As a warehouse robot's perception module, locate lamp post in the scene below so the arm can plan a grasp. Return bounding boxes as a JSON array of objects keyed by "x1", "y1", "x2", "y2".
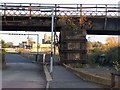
[
  {"x1": 38, "y1": 6, "x2": 55, "y2": 73},
  {"x1": 50, "y1": 8, "x2": 54, "y2": 73}
]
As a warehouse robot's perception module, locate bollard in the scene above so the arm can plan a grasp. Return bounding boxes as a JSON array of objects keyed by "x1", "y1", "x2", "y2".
[
  {"x1": 35, "y1": 54, "x2": 38, "y2": 62},
  {"x1": 43, "y1": 53, "x2": 46, "y2": 64}
]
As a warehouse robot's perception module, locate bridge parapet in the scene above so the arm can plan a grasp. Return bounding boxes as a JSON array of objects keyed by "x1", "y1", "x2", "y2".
[{"x1": 0, "y1": 3, "x2": 119, "y2": 17}]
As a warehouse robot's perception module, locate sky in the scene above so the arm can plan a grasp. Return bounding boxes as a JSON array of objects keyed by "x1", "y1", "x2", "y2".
[
  {"x1": 1, "y1": 0, "x2": 120, "y2": 4},
  {"x1": 0, "y1": 31, "x2": 52, "y2": 45},
  {"x1": 0, "y1": 0, "x2": 119, "y2": 45},
  {"x1": 0, "y1": 31, "x2": 118, "y2": 45}
]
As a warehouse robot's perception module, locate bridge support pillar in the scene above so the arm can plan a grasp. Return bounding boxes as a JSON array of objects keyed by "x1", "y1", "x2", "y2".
[{"x1": 59, "y1": 17, "x2": 87, "y2": 64}]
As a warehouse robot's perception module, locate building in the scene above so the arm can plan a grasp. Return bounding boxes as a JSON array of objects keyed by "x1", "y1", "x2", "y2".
[
  {"x1": 6, "y1": 42, "x2": 13, "y2": 48},
  {"x1": 30, "y1": 43, "x2": 59, "y2": 54},
  {"x1": 19, "y1": 37, "x2": 35, "y2": 49},
  {"x1": 42, "y1": 34, "x2": 51, "y2": 44},
  {"x1": 5, "y1": 48, "x2": 17, "y2": 53}
]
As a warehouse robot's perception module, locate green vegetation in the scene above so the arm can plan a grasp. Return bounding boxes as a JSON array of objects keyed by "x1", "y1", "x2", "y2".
[
  {"x1": 1, "y1": 40, "x2": 6, "y2": 53},
  {"x1": 105, "y1": 46, "x2": 120, "y2": 65},
  {"x1": 88, "y1": 52, "x2": 102, "y2": 65},
  {"x1": 87, "y1": 37, "x2": 120, "y2": 71},
  {"x1": 1, "y1": 40, "x2": 6, "y2": 48}
]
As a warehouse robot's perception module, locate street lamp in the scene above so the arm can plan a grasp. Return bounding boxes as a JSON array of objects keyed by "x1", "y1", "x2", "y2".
[
  {"x1": 50, "y1": 8, "x2": 54, "y2": 73},
  {"x1": 38, "y1": 6, "x2": 54, "y2": 73}
]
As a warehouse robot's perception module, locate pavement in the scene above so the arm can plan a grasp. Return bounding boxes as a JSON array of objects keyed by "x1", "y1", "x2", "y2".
[
  {"x1": 46, "y1": 65, "x2": 106, "y2": 89},
  {"x1": 2, "y1": 53, "x2": 46, "y2": 89},
  {"x1": 3, "y1": 53, "x2": 112, "y2": 89}
]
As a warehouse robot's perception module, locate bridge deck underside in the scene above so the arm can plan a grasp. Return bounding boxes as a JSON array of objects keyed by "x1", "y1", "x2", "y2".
[{"x1": 1, "y1": 16, "x2": 120, "y2": 35}]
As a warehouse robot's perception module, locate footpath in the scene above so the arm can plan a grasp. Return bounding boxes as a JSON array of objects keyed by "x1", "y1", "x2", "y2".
[
  {"x1": 2, "y1": 54, "x2": 46, "y2": 89},
  {"x1": 45, "y1": 65, "x2": 107, "y2": 89}
]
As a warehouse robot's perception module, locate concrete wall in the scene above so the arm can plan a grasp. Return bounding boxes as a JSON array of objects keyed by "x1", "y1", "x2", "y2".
[{"x1": 63, "y1": 64, "x2": 120, "y2": 88}]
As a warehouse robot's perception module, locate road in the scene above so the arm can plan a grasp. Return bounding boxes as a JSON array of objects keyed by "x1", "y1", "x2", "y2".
[
  {"x1": 2, "y1": 53, "x2": 46, "y2": 88},
  {"x1": 5, "y1": 53, "x2": 32, "y2": 63}
]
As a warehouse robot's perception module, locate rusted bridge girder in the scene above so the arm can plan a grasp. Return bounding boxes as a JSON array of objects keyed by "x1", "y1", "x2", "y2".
[
  {"x1": 1, "y1": 16, "x2": 120, "y2": 35},
  {"x1": 0, "y1": 3, "x2": 120, "y2": 35}
]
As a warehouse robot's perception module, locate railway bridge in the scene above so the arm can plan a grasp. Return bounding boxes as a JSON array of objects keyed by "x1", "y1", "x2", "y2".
[
  {"x1": 0, "y1": 3, "x2": 120, "y2": 63},
  {"x1": 0, "y1": 3, "x2": 120, "y2": 34},
  {"x1": 1, "y1": 3, "x2": 120, "y2": 89}
]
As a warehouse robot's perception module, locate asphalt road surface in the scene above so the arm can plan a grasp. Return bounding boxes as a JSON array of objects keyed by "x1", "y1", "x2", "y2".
[
  {"x1": 2, "y1": 53, "x2": 46, "y2": 89},
  {"x1": 5, "y1": 53, "x2": 32, "y2": 63}
]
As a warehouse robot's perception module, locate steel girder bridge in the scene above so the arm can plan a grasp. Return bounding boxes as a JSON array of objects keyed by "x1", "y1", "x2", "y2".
[
  {"x1": 0, "y1": 3, "x2": 120, "y2": 64},
  {"x1": 0, "y1": 3, "x2": 120, "y2": 35}
]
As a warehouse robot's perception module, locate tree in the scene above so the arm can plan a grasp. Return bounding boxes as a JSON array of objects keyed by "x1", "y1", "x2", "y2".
[
  {"x1": 105, "y1": 46, "x2": 120, "y2": 66},
  {"x1": 88, "y1": 41, "x2": 103, "y2": 53},
  {"x1": 87, "y1": 41, "x2": 93, "y2": 53},
  {"x1": 106, "y1": 37, "x2": 118, "y2": 48},
  {"x1": 1, "y1": 40, "x2": 6, "y2": 48}
]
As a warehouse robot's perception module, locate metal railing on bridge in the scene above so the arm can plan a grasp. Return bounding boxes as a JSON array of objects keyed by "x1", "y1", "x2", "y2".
[{"x1": 0, "y1": 3, "x2": 119, "y2": 17}]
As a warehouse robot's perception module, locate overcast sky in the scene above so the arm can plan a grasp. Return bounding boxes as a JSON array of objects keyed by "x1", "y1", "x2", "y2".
[{"x1": 0, "y1": 0, "x2": 119, "y2": 45}]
